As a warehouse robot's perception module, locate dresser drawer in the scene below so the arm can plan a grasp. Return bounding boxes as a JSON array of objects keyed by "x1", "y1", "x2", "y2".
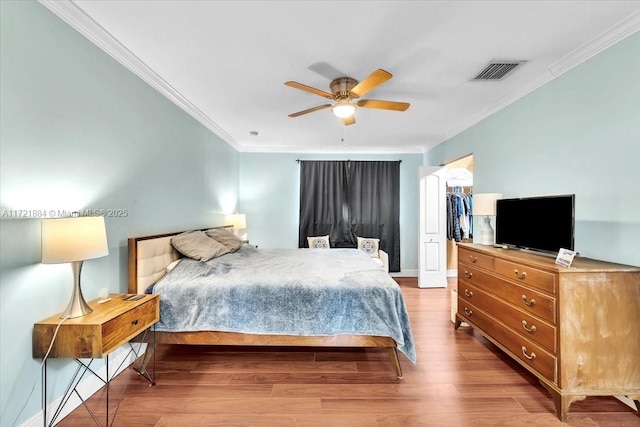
[
  {"x1": 459, "y1": 266, "x2": 556, "y2": 324},
  {"x1": 102, "y1": 298, "x2": 159, "y2": 355},
  {"x1": 458, "y1": 264, "x2": 496, "y2": 293},
  {"x1": 458, "y1": 300, "x2": 557, "y2": 383},
  {"x1": 459, "y1": 247, "x2": 494, "y2": 271},
  {"x1": 459, "y1": 283, "x2": 556, "y2": 353},
  {"x1": 495, "y1": 258, "x2": 557, "y2": 294}
]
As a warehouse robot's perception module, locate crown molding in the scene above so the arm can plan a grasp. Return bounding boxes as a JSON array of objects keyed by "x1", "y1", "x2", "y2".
[
  {"x1": 38, "y1": 0, "x2": 241, "y2": 151},
  {"x1": 238, "y1": 144, "x2": 426, "y2": 154},
  {"x1": 435, "y1": 11, "x2": 640, "y2": 149},
  {"x1": 38, "y1": 1, "x2": 639, "y2": 155}
]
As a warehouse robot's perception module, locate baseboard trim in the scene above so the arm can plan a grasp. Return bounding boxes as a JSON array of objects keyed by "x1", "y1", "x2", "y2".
[
  {"x1": 390, "y1": 269, "x2": 418, "y2": 277},
  {"x1": 615, "y1": 395, "x2": 637, "y2": 410}
]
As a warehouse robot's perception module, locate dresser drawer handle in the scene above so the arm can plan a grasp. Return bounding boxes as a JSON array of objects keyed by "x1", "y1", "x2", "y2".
[
  {"x1": 464, "y1": 307, "x2": 473, "y2": 316},
  {"x1": 469, "y1": 256, "x2": 478, "y2": 263},
  {"x1": 464, "y1": 270, "x2": 473, "y2": 279},
  {"x1": 521, "y1": 346, "x2": 536, "y2": 360},
  {"x1": 464, "y1": 289, "x2": 473, "y2": 298},
  {"x1": 521, "y1": 320, "x2": 537, "y2": 333},
  {"x1": 521, "y1": 295, "x2": 536, "y2": 307},
  {"x1": 131, "y1": 319, "x2": 139, "y2": 326},
  {"x1": 513, "y1": 269, "x2": 527, "y2": 280}
]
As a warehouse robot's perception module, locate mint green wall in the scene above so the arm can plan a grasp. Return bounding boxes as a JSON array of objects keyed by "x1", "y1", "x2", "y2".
[
  {"x1": 0, "y1": 2, "x2": 239, "y2": 425},
  {"x1": 238, "y1": 152, "x2": 423, "y2": 272},
  {"x1": 3, "y1": 1, "x2": 638, "y2": 425},
  {"x1": 425, "y1": 32, "x2": 640, "y2": 267}
]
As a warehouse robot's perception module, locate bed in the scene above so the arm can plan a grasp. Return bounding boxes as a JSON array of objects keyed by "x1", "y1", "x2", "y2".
[{"x1": 128, "y1": 227, "x2": 415, "y2": 378}]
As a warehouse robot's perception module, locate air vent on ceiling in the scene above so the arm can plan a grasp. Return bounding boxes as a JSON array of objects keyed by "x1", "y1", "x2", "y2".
[{"x1": 472, "y1": 61, "x2": 525, "y2": 81}]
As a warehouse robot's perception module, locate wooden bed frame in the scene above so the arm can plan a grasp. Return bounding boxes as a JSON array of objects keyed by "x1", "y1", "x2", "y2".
[{"x1": 127, "y1": 228, "x2": 404, "y2": 378}]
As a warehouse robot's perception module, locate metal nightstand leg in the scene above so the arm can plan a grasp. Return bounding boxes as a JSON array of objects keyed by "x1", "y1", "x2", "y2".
[
  {"x1": 41, "y1": 325, "x2": 156, "y2": 426},
  {"x1": 131, "y1": 326, "x2": 156, "y2": 386}
]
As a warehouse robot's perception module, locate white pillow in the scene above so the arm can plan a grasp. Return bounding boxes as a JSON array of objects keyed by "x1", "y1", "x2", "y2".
[
  {"x1": 307, "y1": 235, "x2": 330, "y2": 249},
  {"x1": 166, "y1": 259, "x2": 182, "y2": 273},
  {"x1": 357, "y1": 236, "x2": 380, "y2": 258}
]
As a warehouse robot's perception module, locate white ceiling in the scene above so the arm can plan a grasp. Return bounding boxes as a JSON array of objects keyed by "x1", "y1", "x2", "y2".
[{"x1": 42, "y1": 1, "x2": 640, "y2": 153}]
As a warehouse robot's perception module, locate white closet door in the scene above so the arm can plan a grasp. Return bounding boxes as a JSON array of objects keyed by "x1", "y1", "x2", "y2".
[{"x1": 418, "y1": 166, "x2": 447, "y2": 288}]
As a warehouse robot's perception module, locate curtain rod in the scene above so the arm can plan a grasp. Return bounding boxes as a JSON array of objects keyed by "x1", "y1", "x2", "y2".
[{"x1": 295, "y1": 159, "x2": 402, "y2": 163}]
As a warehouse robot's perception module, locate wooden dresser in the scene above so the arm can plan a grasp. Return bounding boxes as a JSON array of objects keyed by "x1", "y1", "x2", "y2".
[{"x1": 455, "y1": 243, "x2": 640, "y2": 421}]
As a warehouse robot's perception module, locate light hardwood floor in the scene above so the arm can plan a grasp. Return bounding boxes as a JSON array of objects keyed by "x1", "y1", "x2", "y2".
[{"x1": 60, "y1": 278, "x2": 639, "y2": 426}]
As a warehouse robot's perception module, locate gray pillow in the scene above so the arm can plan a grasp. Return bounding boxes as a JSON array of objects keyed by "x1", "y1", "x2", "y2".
[
  {"x1": 170, "y1": 230, "x2": 230, "y2": 261},
  {"x1": 205, "y1": 228, "x2": 243, "y2": 253}
]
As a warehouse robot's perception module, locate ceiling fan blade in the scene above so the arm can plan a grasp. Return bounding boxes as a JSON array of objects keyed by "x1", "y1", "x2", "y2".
[
  {"x1": 350, "y1": 69, "x2": 392, "y2": 98},
  {"x1": 357, "y1": 99, "x2": 410, "y2": 111},
  {"x1": 342, "y1": 116, "x2": 356, "y2": 126},
  {"x1": 288, "y1": 104, "x2": 332, "y2": 117},
  {"x1": 285, "y1": 81, "x2": 334, "y2": 99},
  {"x1": 308, "y1": 62, "x2": 346, "y2": 80}
]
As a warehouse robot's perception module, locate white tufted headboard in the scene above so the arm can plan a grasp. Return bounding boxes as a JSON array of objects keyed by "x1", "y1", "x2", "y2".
[{"x1": 128, "y1": 226, "x2": 231, "y2": 294}]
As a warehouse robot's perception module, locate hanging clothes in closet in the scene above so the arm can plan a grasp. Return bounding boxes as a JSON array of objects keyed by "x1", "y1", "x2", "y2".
[{"x1": 446, "y1": 187, "x2": 473, "y2": 242}]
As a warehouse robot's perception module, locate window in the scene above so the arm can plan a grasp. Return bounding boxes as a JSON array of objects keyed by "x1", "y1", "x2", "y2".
[{"x1": 298, "y1": 160, "x2": 401, "y2": 272}]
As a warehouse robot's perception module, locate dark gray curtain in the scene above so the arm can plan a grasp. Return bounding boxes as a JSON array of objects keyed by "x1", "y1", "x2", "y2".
[
  {"x1": 298, "y1": 161, "x2": 350, "y2": 248},
  {"x1": 298, "y1": 160, "x2": 401, "y2": 272}
]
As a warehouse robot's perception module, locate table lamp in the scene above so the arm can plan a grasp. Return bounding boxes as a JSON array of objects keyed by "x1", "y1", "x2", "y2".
[
  {"x1": 42, "y1": 216, "x2": 109, "y2": 318},
  {"x1": 473, "y1": 193, "x2": 502, "y2": 245},
  {"x1": 226, "y1": 213, "x2": 247, "y2": 238}
]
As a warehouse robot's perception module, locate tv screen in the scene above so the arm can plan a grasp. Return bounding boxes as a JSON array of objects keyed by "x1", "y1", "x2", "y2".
[{"x1": 495, "y1": 194, "x2": 575, "y2": 254}]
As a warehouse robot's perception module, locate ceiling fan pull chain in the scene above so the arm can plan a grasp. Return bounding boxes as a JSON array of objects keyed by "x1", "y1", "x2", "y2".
[{"x1": 341, "y1": 123, "x2": 346, "y2": 146}]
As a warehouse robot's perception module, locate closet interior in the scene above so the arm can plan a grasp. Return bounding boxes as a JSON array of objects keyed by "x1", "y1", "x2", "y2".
[{"x1": 444, "y1": 155, "x2": 474, "y2": 274}]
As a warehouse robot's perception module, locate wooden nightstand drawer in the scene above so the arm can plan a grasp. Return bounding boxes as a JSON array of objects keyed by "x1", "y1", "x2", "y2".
[
  {"x1": 102, "y1": 298, "x2": 159, "y2": 356},
  {"x1": 495, "y1": 258, "x2": 556, "y2": 294},
  {"x1": 33, "y1": 294, "x2": 159, "y2": 359},
  {"x1": 459, "y1": 247, "x2": 494, "y2": 271}
]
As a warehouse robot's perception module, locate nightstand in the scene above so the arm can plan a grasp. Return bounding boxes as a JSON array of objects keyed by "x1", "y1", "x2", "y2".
[{"x1": 33, "y1": 294, "x2": 159, "y2": 426}]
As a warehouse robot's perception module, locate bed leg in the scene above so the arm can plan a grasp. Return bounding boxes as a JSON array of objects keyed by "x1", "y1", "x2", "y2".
[{"x1": 388, "y1": 347, "x2": 404, "y2": 379}]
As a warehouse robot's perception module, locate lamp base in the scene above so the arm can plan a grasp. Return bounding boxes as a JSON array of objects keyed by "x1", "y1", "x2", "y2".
[
  {"x1": 479, "y1": 216, "x2": 495, "y2": 246},
  {"x1": 61, "y1": 260, "x2": 93, "y2": 318}
]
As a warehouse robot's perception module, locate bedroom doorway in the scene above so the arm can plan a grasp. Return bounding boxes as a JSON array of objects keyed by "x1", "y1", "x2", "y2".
[
  {"x1": 443, "y1": 155, "x2": 474, "y2": 276},
  {"x1": 418, "y1": 155, "x2": 474, "y2": 288}
]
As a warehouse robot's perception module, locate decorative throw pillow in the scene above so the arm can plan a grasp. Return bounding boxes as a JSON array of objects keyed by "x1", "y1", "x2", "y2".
[
  {"x1": 357, "y1": 236, "x2": 380, "y2": 258},
  {"x1": 170, "y1": 230, "x2": 230, "y2": 261},
  {"x1": 307, "y1": 235, "x2": 330, "y2": 249},
  {"x1": 205, "y1": 227, "x2": 243, "y2": 253}
]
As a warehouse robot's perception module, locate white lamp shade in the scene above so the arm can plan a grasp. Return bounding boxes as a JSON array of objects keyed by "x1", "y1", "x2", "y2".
[
  {"x1": 473, "y1": 193, "x2": 503, "y2": 216},
  {"x1": 227, "y1": 213, "x2": 247, "y2": 229},
  {"x1": 42, "y1": 216, "x2": 109, "y2": 263},
  {"x1": 332, "y1": 100, "x2": 356, "y2": 118}
]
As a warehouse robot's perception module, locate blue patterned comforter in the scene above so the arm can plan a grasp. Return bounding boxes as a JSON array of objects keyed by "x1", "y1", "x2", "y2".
[{"x1": 152, "y1": 245, "x2": 416, "y2": 363}]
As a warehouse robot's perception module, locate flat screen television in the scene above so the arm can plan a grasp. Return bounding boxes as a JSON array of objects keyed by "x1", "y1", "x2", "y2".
[{"x1": 495, "y1": 194, "x2": 575, "y2": 254}]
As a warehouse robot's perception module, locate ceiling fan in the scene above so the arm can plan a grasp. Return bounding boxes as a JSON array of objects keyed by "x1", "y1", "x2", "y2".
[{"x1": 285, "y1": 69, "x2": 410, "y2": 126}]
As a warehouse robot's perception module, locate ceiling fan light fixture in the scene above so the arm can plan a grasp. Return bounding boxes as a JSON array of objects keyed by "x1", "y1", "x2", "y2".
[{"x1": 332, "y1": 99, "x2": 356, "y2": 119}]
